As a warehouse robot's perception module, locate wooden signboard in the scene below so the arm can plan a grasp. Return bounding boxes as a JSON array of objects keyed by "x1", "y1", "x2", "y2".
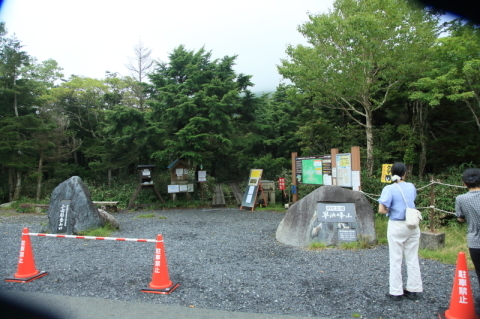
[{"x1": 240, "y1": 169, "x2": 265, "y2": 211}]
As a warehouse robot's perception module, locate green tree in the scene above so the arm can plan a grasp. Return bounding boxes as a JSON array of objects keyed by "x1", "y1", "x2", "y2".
[
  {"x1": 103, "y1": 105, "x2": 165, "y2": 174},
  {"x1": 411, "y1": 22, "x2": 480, "y2": 132},
  {"x1": 148, "y1": 45, "x2": 256, "y2": 176},
  {"x1": 0, "y1": 33, "x2": 30, "y2": 117},
  {"x1": 278, "y1": 0, "x2": 439, "y2": 175},
  {"x1": 45, "y1": 76, "x2": 116, "y2": 181}
]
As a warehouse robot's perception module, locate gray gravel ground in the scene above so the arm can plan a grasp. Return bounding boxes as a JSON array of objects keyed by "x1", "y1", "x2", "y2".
[{"x1": 0, "y1": 208, "x2": 472, "y2": 319}]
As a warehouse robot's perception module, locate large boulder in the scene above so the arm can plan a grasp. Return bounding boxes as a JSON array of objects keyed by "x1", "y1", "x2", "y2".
[
  {"x1": 276, "y1": 185, "x2": 376, "y2": 247},
  {"x1": 46, "y1": 176, "x2": 104, "y2": 234}
]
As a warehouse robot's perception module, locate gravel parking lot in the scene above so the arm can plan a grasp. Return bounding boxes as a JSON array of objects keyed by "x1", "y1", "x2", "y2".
[{"x1": 0, "y1": 208, "x2": 471, "y2": 318}]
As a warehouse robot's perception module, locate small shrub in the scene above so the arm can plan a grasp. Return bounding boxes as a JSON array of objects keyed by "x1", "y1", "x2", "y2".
[
  {"x1": 136, "y1": 213, "x2": 155, "y2": 218},
  {"x1": 308, "y1": 241, "x2": 327, "y2": 250},
  {"x1": 76, "y1": 223, "x2": 116, "y2": 237},
  {"x1": 339, "y1": 242, "x2": 359, "y2": 250},
  {"x1": 374, "y1": 214, "x2": 388, "y2": 245}
]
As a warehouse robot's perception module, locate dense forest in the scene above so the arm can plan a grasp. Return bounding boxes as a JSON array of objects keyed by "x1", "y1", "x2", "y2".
[{"x1": 1, "y1": 0, "x2": 480, "y2": 205}]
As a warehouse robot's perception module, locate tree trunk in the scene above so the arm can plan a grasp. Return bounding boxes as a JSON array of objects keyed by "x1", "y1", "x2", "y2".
[
  {"x1": 413, "y1": 100, "x2": 428, "y2": 177},
  {"x1": 36, "y1": 153, "x2": 44, "y2": 200},
  {"x1": 12, "y1": 171, "x2": 21, "y2": 201},
  {"x1": 8, "y1": 167, "x2": 14, "y2": 202},
  {"x1": 108, "y1": 169, "x2": 112, "y2": 187},
  {"x1": 464, "y1": 99, "x2": 480, "y2": 132},
  {"x1": 365, "y1": 111, "x2": 374, "y2": 176}
]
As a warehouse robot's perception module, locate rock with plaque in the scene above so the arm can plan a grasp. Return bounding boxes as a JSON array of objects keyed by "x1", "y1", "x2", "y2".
[
  {"x1": 46, "y1": 176, "x2": 104, "y2": 234},
  {"x1": 276, "y1": 185, "x2": 376, "y2": 247},
  {"x1": 316, "y1": 202, "x2": 357, "y2": 244}
]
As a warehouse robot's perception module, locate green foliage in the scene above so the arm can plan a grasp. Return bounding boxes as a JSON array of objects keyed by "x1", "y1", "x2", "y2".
[
  {"x1": 339, "y1": 235, "x2": 374, "y2": 250},
  {"x1": 148, "y1": 45, "x2": 257, "y2": 168},
  {"x1": 76, "y1": 223, "x2": 117, "y2": 237},
  {"x1": 374, "y1": 215, "x2": 389, "y2": 245},
  {"x1": 1, "y1": 14, "x2": 480, "y2": 213},
  {"x1": 419, "y1": 223, "x2": 474, "y2": 269},
  {"x1": 252, "y1": 154, "x2": 288, "y2": 181},
  {"x1": 308, "y1": 241, "x2": 327, "y2": 250},
  {"x1": 136, "y1": 213, "x2": 155, "y2": 218},
  {"x1": 86, "y1": 177, "x2": 138, "y2": 208},
  {"x1": 253, "y1": 203, "x2": 286, "y2": 213},
  {"x1": 362, "y1": 167, "x2": 466, "y2": 231}
]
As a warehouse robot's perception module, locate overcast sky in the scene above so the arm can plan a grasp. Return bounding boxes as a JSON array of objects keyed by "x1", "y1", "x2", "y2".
[{"x1": 0, "y1": 0, "x2": 335, "y2": 93}]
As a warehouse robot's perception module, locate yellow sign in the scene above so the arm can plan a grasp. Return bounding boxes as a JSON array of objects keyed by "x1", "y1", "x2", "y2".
[
  {"x1": 248, "y1": 169, "x2": 263, "y2": 186},
  {"x1": 250, "y1": 170, "x2": 262, "y2": 178},
  {"x1": 381, "y1": 164, "x2": 393, "y2": 183},
  {"x1": 338, "y1": 155, "x2": 350, "y2": 167}
]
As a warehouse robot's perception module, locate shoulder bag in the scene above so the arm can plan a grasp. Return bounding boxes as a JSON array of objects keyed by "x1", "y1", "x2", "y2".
[{"x1": 395, "y1": 183, "x2": 422, "y2": 227}]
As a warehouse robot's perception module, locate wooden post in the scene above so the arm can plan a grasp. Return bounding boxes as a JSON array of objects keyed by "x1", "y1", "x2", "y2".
[
  {"x1": 291, "y1": 152, "x2": 298, "y2": 203},
  {"x1": 430, "y1": 176, "x2": 435, "y2": 232},
  {"x1": 331, "y1": 148, "x2": 339, "y2": 186},
  {"x1": 351, "y1": 146, "x2": 361, "y2": 191}
]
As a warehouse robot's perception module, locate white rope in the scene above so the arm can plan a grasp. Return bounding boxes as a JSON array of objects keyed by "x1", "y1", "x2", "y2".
[
  {"x1": 358, "y1": 191, "x2": 380, "y2": 201},
  {"x1": 431, "y1": 207, "x2": 457, "y2": 215},
  {"x1": 358, "y1": 179, "x2": 466, "y2": 217},
  {"x1": 415, "y1": 206, "x2": 456, "y2": 215},
  {"x1": 432, "y1": 181, "x2": 466, "y2": 188},
  {"x1": 360, "y1": 191, "x2": 380, "y2": 197},
  {"x1": 416, "y1": 181, "x2": 435, "y2": 191}
]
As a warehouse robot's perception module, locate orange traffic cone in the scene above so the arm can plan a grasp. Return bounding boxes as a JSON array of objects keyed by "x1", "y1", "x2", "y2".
[
  {"x1": 5, "y1": 228, "x2": 48, "y2": 283},
  {"x1": 438, "y1": 252, "x2": 478, "y2": 319},
  {"x1": 141, "y1": 234, "x2": 179, "y2": 294}
]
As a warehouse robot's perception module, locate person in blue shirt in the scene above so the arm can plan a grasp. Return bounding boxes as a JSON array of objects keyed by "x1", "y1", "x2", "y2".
[{"x1": 378, "y1": 162, "x2": 423, "y2": 301}]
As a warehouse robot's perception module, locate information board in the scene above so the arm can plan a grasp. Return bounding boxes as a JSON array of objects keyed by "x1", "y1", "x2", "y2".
[
  {"x1": 295, "y1": 155, "x2": 332, "y2": 185},
  {"x1": 198, "y1": 171, "x2": 207, "y2": 182},
  {"x1": 336, "y1": 153, "x2": 352, "y2": 187},
  {"x1": 301, "y1": 159, "x2": 323, "y2": 185},
  {"x1": 241, "y1": 169, "x2": 263, "y2": 209},
  {"x1": 168, "y1": 184, "x2": 194, "y2": 193},
  {"x1": 338, "y1": 229, "x2": 357, "y2": 242}
]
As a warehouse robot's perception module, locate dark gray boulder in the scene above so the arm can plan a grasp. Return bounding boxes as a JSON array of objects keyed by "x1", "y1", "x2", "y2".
[
  {"x1": 276, "y1": 185, "x2": 376, "y2": 247},
  {"x1": 46, "y1": 176, "x2": 104, "y2": 234}
]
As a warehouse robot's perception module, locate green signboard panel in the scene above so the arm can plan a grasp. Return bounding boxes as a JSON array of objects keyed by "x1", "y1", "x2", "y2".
[{"x1": 301, "y1": 159, "x2": 323, "y2": 185}]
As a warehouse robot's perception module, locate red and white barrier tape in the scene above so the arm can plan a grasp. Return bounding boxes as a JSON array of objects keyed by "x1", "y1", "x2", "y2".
[{"x1": 27, "y1": 233, "x2": 159, "y2": 243}]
